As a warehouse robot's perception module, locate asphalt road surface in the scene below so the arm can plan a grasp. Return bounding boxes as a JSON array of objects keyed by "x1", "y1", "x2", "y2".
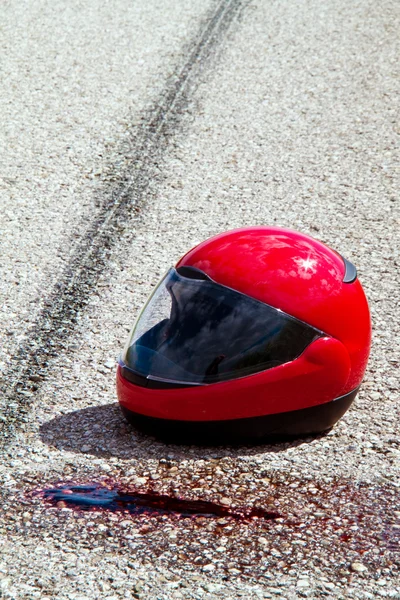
[{"x1": 1, "y1": 0, "x2": 399, "y2": 598}]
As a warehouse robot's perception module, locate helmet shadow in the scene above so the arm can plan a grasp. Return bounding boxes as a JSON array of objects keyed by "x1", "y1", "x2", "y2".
[{"x1": 39, "y1": 402, "x2": 327, "y2": 461}]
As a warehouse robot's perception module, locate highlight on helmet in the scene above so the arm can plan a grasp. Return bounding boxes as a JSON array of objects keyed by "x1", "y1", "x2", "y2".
[{"x1": 116, "y1": 226, "x2": 371, "y2": 444}]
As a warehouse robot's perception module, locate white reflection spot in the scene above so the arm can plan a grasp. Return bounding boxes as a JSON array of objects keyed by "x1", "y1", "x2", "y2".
[{"x1": 300, "y1": 257, "x2": 317, "y2": 272}]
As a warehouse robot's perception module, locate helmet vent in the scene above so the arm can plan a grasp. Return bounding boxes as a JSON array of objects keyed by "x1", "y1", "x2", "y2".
[{"x1": 341, "y1": 256, "x2": 357, "y2": 284}]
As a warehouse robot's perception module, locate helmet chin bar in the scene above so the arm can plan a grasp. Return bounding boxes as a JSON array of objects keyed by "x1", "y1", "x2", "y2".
[
  {"x1": 119, "y1": 387, "x2": 359, "y2": 445},
  {"x1": 117, "y1": 337, "x2": 352, "y2": 423}
]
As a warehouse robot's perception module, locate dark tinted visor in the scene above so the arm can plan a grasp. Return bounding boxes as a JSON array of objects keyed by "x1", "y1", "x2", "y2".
[{"x1": 121, "y1": 268, "x2": 322, "y2": 387}]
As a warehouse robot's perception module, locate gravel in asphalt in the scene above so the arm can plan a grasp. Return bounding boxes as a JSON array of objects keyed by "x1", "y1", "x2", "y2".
[
  {"x1": 0, "y1": 0, "x2": 399, "y2": 598},
  {"x1": 0, "y1": 0, "x2": 215, "y2": 384}
]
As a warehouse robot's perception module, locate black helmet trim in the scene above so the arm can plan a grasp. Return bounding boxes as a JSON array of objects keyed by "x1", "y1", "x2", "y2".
[{"x1": 120, "y1": 268, "x2": 325, "y2": 388}]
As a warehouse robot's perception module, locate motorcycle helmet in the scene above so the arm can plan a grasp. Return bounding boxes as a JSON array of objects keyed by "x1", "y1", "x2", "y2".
[{"x1": 116, "y1": 227, "x2": 371, "y2": 444}]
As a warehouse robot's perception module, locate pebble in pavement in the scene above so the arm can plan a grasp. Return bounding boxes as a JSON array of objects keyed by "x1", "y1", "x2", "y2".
[{"x1": 0, "y1": 0, "x2": 399, "y2": 598}]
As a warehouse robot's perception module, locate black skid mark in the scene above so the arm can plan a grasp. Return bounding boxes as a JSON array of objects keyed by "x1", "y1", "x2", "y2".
[{"x1": 0, "y1": 0, "x2": 247, "y2": 447}]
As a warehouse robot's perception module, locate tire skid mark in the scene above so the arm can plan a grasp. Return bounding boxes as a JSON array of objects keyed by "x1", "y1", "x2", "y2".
[{"x1": 0, "y1": 0, "x2": 246, "y2": 447}]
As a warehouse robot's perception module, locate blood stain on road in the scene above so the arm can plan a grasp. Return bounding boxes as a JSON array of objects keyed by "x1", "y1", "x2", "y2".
[
  {"x1": 34, "y1": 482, "x2": 281, "y2": 521},
  {"x1": 19, "y1": 476, "x2": 399, "y2": 578}
]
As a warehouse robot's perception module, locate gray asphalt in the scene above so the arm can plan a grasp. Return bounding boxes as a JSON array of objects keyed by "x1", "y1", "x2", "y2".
[
  {"x1": 0, "y1": 0, "x2": 216, "y2": 383},
  {"x1": 1, "y1": 0, "x2": 399, "y2": 598}
]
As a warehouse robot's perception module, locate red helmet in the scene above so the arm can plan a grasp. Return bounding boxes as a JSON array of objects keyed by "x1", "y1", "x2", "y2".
[{"x1": 116, "y1": 227, "x2": 371, "y2": 443}]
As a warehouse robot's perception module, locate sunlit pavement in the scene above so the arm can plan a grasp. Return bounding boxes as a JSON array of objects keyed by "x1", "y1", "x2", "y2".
[{"x1": 0, "y1": 0, "x2": 399, "y2": 598}]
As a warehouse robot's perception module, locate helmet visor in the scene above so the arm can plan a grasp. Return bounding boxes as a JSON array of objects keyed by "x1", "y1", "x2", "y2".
[{"x1": 121, "y1": 268, "x2": 322, "y2": 387}]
